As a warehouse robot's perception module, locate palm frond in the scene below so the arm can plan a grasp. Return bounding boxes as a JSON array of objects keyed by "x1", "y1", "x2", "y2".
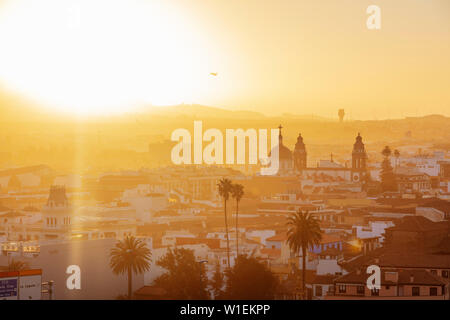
[{"x1": 109, "y1": 236, "x2": 152, "y2": 276}]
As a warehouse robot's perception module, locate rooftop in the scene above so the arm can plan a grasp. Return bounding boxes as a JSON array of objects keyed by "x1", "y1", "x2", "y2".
[
  {"x1": 378, "y1": 253, "x2": 450, "y2": 269},
  {"x1": 335, "y1": 269, "x2": 445, "y2": 286},
  {"x1": 266, "y1": 233, "x2": 288, "y2": 242},
  {"x1": 386, "y1": 216, "x2": 448, "y2": 232}
]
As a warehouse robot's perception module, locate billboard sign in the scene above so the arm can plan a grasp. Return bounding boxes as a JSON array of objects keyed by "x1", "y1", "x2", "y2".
[
  {"x1": 0, "y1": 271, "x2": 19, "y2": 300},
  {"x1": 0, "y1": 269, "x2": 42, "y2": 300},
  {"x1": 18, "y1": 270, "x2": 42, "y2": 300}
]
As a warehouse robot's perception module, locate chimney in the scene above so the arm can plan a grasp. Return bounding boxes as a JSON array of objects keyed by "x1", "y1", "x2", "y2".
[{"x1": 410, "y1": 274, "x2": 414, "y2": 283}]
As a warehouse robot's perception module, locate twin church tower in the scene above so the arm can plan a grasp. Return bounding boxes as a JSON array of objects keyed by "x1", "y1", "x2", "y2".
[{"x1": 275, "y1": 125, "x2": 368, "y2": 183}]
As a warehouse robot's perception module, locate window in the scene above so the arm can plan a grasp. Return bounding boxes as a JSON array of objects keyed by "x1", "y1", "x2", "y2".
[
  {"x1": 338, "y1": 285, "x2": 346, "y2": 293},
  {"x1": 371, "y1": 288, "x2": 379, "y2": 296},
  {"x1": 315, "y1": 285, "x2": 322, "y2": 297},
  {"x1": 357, "y1": 285, "x2": 365, "y2": 294},
  {"x1": 430, "y1": 270, "x2": 437, "y2": 275},
  {"x1": 412, "y1": 287, "x2": 420, "y2": 296},
  {"x1": 429, "y1": 287, "x2": 437, "y2": 296},
  {"x1": 442, "y1": 270, "x2": 449, "y2": 278}
]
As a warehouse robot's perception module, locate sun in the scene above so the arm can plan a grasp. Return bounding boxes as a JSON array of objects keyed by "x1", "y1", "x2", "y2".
[{"x1": 0, "y1": 0, "x2": 213, "y2": 115}]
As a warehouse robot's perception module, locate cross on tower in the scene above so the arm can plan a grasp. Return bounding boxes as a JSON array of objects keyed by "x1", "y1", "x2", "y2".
[{"x1": 278, "y1": 124, "x2": 283, "y2": 144}]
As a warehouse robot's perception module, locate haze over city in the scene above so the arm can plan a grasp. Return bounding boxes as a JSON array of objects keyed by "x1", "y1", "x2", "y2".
[{"x1": 0, "y1": 0, "x2": 449, "y2": 305}]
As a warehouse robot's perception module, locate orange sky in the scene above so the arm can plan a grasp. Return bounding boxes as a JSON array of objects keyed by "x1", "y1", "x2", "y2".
[{"x1": 0, "y1": 0, "x2": 449, "y2": 119}]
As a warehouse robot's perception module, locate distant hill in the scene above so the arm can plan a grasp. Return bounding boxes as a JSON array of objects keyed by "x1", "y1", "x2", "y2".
[
  {"x1": 138, "y1": 104, "x2": 267, "y2": 120},
  {"x1": 281, "y1": 113, "x2": 332, "y2": 121}
]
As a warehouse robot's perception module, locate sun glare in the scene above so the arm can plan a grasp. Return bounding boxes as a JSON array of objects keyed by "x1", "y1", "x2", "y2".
[{"x1": 0, "y1": 0, "x2": 214, "y2": 115}]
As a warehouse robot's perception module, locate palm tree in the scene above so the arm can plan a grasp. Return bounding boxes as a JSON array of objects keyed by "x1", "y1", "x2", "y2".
[
  {"x1": 286, "y1": 210, "x2": 322, "y2": 299},
  {"x1": 231, "y1": 183, "x2": 244, "y2": 256},
  {"x1": 110, "y1": 236, "x2": 152, "y2": 299},
  {"x1": 8, "y1": 259, "x2": 30, "y2": 271},
  {"x1": 217, "y1": 178, "x2": 233, "y2": 268}
]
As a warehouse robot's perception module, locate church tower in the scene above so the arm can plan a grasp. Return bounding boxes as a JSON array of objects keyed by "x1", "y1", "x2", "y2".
[
  {"x1": 293, "y1": 133, "x2": 307, "y2": 172},
  {"x1": 269, "y1": 125, "x2": 294, "y2": 175},
  {"x1": 41, "y1": 185, "x2": 73, "y2": 240},
  {"x1": 351, "y1": 133, "x2": 367, "y2": 182}
]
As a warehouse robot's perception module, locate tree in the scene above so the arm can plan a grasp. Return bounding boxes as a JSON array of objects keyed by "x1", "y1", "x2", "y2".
[
  {"x1": 382, "y1": 146, "x2": 392, "y2": 158},
  {"x1": 109, "y1": 236, "x2": 152, "y2": 299},
  {"x1": 224, "y1": 255, "x2": 278, "y2": 300},
  {"x1": 8, "y1": 259, "x2": 30, "y2": 271},
  {"x1": 210, "y1": 261, "x2": 224, "y2": 299},
  {"x1": 231, "y1": 183, "x2": 244, "y2": 256},
  {"x1": 381, "y1": 158, "x2": 397, "y2": 192},
  {"x1": 154, "y1": 248, "x2": 208, "y2": 299},
  {"x1": 380, "y1": 146, "x2": 397, "y2": 192},
  {"x1": 217, "y1": 178, "x2": 233, "y2": 268},
  {"x1": 286, "y1": 210, "x2": 322, "y2": 299}
]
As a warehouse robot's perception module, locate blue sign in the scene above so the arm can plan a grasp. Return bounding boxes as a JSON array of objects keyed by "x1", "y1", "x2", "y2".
[{"x1": 0, "y1": 279, "x2": 18, "y2": 297}]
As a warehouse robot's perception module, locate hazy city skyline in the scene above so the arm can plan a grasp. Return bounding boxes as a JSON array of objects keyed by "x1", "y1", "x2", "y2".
[{"x1": 0, "y1": 0, "x2": 449, "y2": 305}]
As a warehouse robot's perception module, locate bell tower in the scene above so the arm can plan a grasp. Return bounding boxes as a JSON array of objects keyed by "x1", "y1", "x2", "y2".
[
  {"x1": 41, "y1": 185, "x2": 73, "y2": 240},
  {"x1": 351, "y1": 133, "x2": 367, "y2": 182},
  {"x1": 293, "y1": 133, "x2": 307, "y2": 172}
]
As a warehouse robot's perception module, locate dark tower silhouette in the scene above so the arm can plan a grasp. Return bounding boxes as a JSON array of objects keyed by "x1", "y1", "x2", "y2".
[
  {"x1": 338, "y1": 109, "x2": 345, "y2": 123},
  {"x1": 293, "y1": 133, "x2": 307, "y2": 172},
  {"x1": 351, "y1": 133, "x2": 367, "y2": 182},
  {"x1": 46, "y1": 185, "x2": 69, "y2": 207},
  {"x1": 278, "y1": 124, "x2": 283, "y2": 145},
  {"x1": 42, "y1": 185, "x2": 72, "y2": 240},
  {"x1": 271, "y1": 124, "x2": 293, "y2": 174}
]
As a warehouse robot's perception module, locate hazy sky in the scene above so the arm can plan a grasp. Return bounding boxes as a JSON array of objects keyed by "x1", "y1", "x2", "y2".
[{"x1": 0, "y1": 0, "x2": 449, "y2": 119}]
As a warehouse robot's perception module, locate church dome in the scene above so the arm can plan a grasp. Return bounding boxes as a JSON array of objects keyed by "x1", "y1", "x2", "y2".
[
  {"x1": 268, "y1": 143, "x2": 292, "y2": 160},
  {"x1": 279, "y1": 144, "x2": 293, "y2": 160}
]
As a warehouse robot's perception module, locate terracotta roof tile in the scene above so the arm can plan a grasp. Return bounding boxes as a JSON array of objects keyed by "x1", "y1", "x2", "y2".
[{"x1": 335, "y1": 269, "x2": 446, "y2": 286}]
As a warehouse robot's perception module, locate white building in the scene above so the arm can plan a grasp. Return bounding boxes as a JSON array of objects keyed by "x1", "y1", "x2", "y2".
[
  {"x1": 353, "y1": 221, "x2": 394, "y2": 243},
  {"x1": 122, "y1": 185, "x2": 168, "y2": 223}
]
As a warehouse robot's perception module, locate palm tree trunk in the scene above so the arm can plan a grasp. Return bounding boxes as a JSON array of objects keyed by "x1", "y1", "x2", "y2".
[
  {"x1": 235, "y1": 200, "x2": 239, "y2": 256},
  {"x1": 224, "y1": 199, "x2": 230, "y2": 268},
  {"x1": 128, "y1": 267, "x2": 132, "y2": 299},
  {"x1": 302, "y1": 246, "x2": 306, "y2": 300}
]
